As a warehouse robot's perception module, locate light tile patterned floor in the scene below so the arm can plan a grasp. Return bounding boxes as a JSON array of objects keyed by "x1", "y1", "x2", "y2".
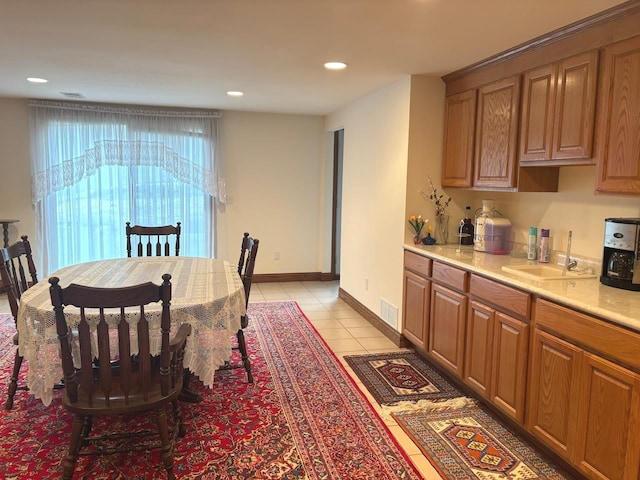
[{"x1": 0, "y1": 282, "x2": 442, "y2": 479}]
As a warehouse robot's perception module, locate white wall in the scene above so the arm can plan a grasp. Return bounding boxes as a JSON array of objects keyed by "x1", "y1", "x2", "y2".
[
  {"x1": 217, "y1": 110, "x2": 326, "y2": 272},
  {"x1": 325, "y1": 77, "x2": 412, "y2": 324},
  {"x1": 0, "y1": 98, "x2": 34, "y2": 244}
]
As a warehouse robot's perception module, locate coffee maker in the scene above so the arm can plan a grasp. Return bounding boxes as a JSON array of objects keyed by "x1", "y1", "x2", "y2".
[{"x1": 600, "y1": 218, "x2": 640, "y2": 291}]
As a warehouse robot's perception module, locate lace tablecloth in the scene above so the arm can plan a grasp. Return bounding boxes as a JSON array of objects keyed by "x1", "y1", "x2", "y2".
[{"x1": 17, "y1": 257, "x2": 246, "y2": 406}]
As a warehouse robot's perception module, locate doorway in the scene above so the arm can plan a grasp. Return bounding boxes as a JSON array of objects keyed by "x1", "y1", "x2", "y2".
[{"x1": 331, "y1": 129, "x2": 344, "y2": 279}]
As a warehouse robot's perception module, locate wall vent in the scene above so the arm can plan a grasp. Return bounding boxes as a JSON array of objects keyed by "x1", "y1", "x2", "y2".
[
  {"x1": 60, "y1": 92, "x2": 86, "y2": 99},
  {"x1": 380, "y1": 298, "x2": 398, "y2": 328}
]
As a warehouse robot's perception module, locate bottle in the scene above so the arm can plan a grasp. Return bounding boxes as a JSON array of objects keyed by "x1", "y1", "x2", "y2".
[
  {"x1": 474, "y1": 200, "x2": 495, "y2": 252},
  {"x1": 460, "y1": 206, "x2": 474, "y2": 245},
  {"x1": 538, "y1": 229, "x2": 550, "y2": 263},
  {"x1": 527, "y1": 227, "x2": 538, "y2": 260}
]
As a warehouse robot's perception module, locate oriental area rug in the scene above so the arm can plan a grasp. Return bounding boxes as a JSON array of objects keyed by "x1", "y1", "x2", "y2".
[
  {"x1": 392, "y1": 403, "x2": 572, "y2": 480},
  {"x1": 345, "y1": 351, "x2": 573, "y2": 479},
  {"x1": 0, "y1": 303, "x2": 422, "y2": 479},
  {"x1": 343, "y1": 351, "x2": 463, "y2": 406}
]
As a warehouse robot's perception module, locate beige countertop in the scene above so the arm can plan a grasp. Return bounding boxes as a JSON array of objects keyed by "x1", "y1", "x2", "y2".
[{"x1": 405, "y1": 243, "x2": 640, "y2": 333}]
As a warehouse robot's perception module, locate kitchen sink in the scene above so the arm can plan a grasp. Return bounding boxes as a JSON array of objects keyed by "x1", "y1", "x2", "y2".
[{"x1": 501, "y1": 264, "x2": 597, "y2": 281}]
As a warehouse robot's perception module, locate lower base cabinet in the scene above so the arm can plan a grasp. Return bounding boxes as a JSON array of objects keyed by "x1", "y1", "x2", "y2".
[
  {"x1": 401, "y1": 250, "x2": 640, "y2": 480},
  {"x1": 527, "y1": 329, "x2": 640, "y2": 480},
  {"x1": 429, "y1": 283, "x2": 466, "y2": 378},
  {"x1": 464, "y1": 301, "x2": 528, "y2": 423},
  {"x1": 490, "y1": 312, "x2": 528, "y2": 423}
]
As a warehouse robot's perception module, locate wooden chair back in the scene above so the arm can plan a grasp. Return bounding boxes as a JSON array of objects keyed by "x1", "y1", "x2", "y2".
[
  {"x1": 1, "y1": 235, "x2": 41, "y2": 409},
  {"x1": 237, "y1": 232, "x2": 251, "y2": 276},
  {"x1": 126, "y1": 222, "x2": 181, "y2": 257},
  {"x1": 49, "y1": 274, "x2": 191, "y2": 479},
  {"x1": 49, "y1": 274, "x2": 190, "y2": 408},
  {"x1": 241, "y1": 237, "x2": 259, "y2": 308},
  {"x1": 0, "y1": 235, "x2": 38, "y2": 320}
]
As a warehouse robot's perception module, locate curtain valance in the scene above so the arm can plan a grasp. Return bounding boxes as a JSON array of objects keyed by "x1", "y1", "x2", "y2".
[{"x1": 29, "y1": 100, "x2": 223, "y2": 203}]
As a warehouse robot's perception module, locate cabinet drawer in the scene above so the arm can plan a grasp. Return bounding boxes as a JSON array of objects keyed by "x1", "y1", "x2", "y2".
[
  {"x1": 470, "y1": 274, "x2": 531, "y2": 319},
  {"x1": 404, "y1": 251, "x2": 431, "y2": 277},
  {"x1": 432, "y1": 261, "x2": 468, "y2": 292},
  {"x1": 536, "y1": 298, "x2": 640, "y2": 371}
]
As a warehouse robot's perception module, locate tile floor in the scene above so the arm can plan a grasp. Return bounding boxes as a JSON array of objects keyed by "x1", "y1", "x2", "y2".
[{"x1": 0, "y1": 281, "x2": 442, "y2": 479}]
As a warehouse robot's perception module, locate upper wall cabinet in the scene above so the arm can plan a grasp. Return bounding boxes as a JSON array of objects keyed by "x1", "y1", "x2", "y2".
[
  {"x1": 519, "y1": 51, "x2": 598, "y2": 165},
  {"x1": 441, "y1": 1, "x2": 640, "y2": 196},
  {"x1": 442, "y1": 76, "x2": 559, "y2": 192},
  {"x1": 474, "y1": 75, "x2": 521, "y2": 189},
  {"x1": 595, "y1": 35, "x2": 640, "y2": 196},
  {"x1": 442, "y1": 90, "x2": 476, "y2": 187}
]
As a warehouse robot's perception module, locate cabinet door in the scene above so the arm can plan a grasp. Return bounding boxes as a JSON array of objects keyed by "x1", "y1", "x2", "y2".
[
  {"x1": 442, "y1": 90, "x2": 476, "y2": 187},
  {"x1": 596, "y1": 35, "x2": 640, "y2": 195},
  {"x1": 526, "y1": 329, "x2": 581, "y2": 460},
  {"x1": 463, "y1": 300, "x2": 494, "y2": 397},
  {"x1": 491, "y1": 312, "x2": 528, "y2": 424},
  {"x1": 574, "y1": 352, "x2": 640, "y2": 480},
  {"x1": 402, "y1": 269, "x2": 430, "y2": 350},
  {"x1": 520, "y1": 63, "x2": 556, "y2": 162},
  {"x1": 474, "y1": 75, "x2": 521, "y2": 188},
  {"x1": 553, "y1": 50, "x2": 598, "y2": 160},
  {"x1": 429, "y1": 283, "x2": 467, "y2": 377}
]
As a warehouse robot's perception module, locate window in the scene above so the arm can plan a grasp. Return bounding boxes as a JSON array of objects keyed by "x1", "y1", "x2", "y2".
[{"x1": 29, "y1": 101, "x2": 223, "y2": 273}]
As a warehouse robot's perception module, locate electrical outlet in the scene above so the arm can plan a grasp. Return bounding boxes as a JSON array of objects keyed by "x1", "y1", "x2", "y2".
[
  {"x1": 273, "y1": 251, "x2": 280, "y2": 261},
  {"x1": 364, "y1": 278, "x2": 368, "y2": 290}
]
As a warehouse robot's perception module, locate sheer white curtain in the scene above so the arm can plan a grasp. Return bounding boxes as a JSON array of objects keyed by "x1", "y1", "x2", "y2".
[{"x1": 29, "y1": 100, "x2": 224, "y2": 274}]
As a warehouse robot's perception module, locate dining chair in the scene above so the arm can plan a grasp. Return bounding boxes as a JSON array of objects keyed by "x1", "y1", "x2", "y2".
[
  {"x1": 49, "y1": 273, "x2": 191, "y2": 480},
  {"x1": 225, "y1": 233, "x2": 259, "y2": 383},
  {"x1": 126, "y1": 222, "x2": 181, "y2": 257},
  {"x1": 1, "y1": 235, "x2": 41, "y2": 410}
]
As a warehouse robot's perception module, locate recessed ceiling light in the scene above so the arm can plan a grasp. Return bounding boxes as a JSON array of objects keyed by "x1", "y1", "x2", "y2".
[
  {"x1": 27, "y1": 77, "x2": 48, "y2": 83},
  {"x1": 227, "y1": 91, "x2": 244, "y2": 97},
  {"x1": 324, "y1": 62, "x2": 347, "y2": 70}
]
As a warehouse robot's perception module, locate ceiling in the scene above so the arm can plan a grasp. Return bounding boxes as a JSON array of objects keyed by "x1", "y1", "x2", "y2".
[{"x1": 0, "y1": 0, "x2": 627, "y2": 116}]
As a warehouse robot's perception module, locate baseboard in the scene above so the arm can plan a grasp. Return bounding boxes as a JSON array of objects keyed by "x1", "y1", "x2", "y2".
[
  {"x1": 254, "y1": 272, "x2": 338, "y2": 283},
  {"x1": 338, "y1": 288, "x2": 412, "y2": 348}
]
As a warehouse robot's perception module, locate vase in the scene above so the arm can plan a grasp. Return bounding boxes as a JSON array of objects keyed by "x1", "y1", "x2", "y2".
[
  {"x1": 413, "y1": 234, "x2": 422, "y2": 245},
  {"x1": 422, "y1": 233, "x2": 436, "y2": 245},
  {"x1": 435, "y1": 213, "x2": 449, "y2": 245}
]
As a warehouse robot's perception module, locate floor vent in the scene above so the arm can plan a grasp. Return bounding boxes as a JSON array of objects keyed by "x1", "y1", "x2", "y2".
[{"x1": 380, "y1": 298, "x2": 398, "y2": 328}]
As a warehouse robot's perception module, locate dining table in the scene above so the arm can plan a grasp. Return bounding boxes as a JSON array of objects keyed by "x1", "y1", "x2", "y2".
[{"x1": 17, "y1": 256, "x2": 246, "y2": 406}]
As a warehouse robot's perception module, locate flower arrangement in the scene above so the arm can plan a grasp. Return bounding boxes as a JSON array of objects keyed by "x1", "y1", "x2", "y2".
[
  {"x1": 419, "y1": 176, "x2": 452, "y2": 217},
  {"x1": 408, "y1": 215, "x2": 426, "y2": 243}
]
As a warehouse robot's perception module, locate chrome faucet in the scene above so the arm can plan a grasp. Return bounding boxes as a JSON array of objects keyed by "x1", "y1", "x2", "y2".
[{"x1": 562, "y1": 230, "x2": 577, "y2": 275}]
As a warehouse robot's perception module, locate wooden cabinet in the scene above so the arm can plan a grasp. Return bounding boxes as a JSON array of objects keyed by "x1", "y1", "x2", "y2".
[
  {"x1": 527, "y1": 328, "x2": 582, "y2": 459},
  {"x1": 491, "y1": 312, "x2": 529, "y2": 423},
  {"x1": 441, "y1": 74, "x2": 559, "y2": 192},
  {"x1": 575, "y1": 353, "x2": 640, "y2": 480},
  {"x1": 402, "y1": 251, "x2": 431, "y2": 350},
  {"x1": 519, "y1": 51, "x2": 598, "y2": 164},
  {"x1": 429, "y1": 283, "x2": 466, "y2": 378},
  {"x1": 474, "y1": 75, "x2": 521, "y2": 189},
  {"x1": 428, "y1": 262, "x2": 468, "y2": 377},
  {"x1": 596, "y1": 35, "x2": 640, "y2": 196},
  {"x1": 465, "y1": 274, "x2": 530, "y2": 423},
  {"x1": 528, "y1": 299, "x2": 640, "y2": 479},
  {"x1": 442, "y1": 90, "x2": 476, "y2": 187},
  {"x1": 464, "y1": 300, "x2": 494, "y2": 397}
]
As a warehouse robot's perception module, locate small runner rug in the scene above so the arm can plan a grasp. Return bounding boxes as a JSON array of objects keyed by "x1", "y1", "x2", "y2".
[
  {"x1": 0, "y1": 303, "x2": 422, "y2": 479},
  {"x1": 393, "y1": 402, "x2": 572, "y2": 479},
  {"x1": 344, "y1": 351, "x2": 463, "y2": 406}
]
